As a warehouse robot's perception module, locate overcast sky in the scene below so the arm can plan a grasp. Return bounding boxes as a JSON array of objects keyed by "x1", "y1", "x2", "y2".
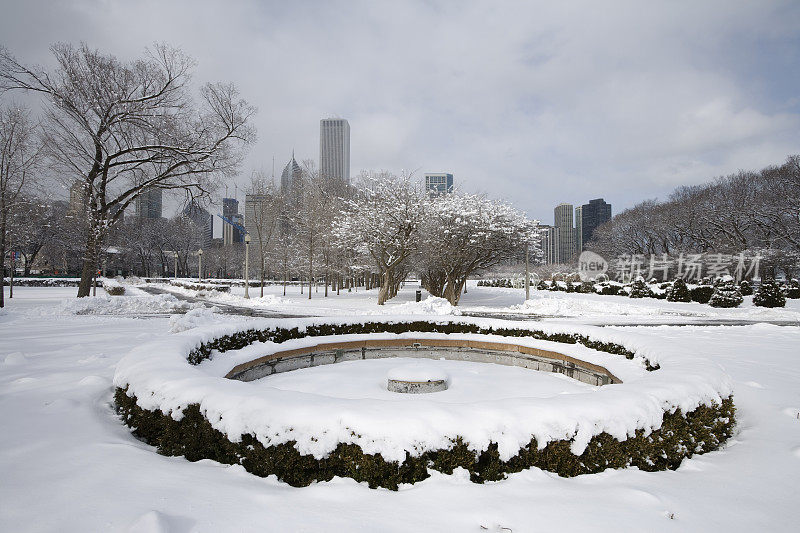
[{"x1": 1, "y1": 0, "x2": 799, "y2": 224}]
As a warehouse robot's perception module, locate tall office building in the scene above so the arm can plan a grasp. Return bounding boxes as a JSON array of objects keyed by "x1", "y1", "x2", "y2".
[
  {"x1": 539, "y1": 225, "x2": 560, "y2": 265},
  {"x1": 425, "y1": 173, "x2": 454, "y2": 197},
  {"x1": 319, "y1": 118, "x2": 350, "y2": 182},
  {"x1": 554, "y1": 203, "x2": 575, "y2": 263},
  {"x1": 280, "y1": 154, "x2": 303, "y2": 194},
  {"x1": 580, "y1": 198, "x2": 612, "y2": 247},
  {"x1": 135, "y1": 187, "x2": 163, "y2": 220},
  {"x1": 222, "y1": 197, "x2": 243, "y2": 245},
  {"x1": 574, "y1": 205, "x2": 583, "y2": 254},
  {"x1": 183, "y1": 201, "x2": 213, "y2": 249},
  {"x1": 67, "y1": 180, "x2": 86, "y2": 218}
]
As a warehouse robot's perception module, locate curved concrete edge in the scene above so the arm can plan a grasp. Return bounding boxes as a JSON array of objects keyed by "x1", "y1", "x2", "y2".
[{"x1": 224, "y1": 337, "x2": 622, "y2": 387}]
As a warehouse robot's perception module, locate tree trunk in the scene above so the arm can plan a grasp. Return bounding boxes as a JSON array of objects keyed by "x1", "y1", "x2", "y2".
[
  {"x1": 77, "y1": 229, "x2": 98, "y2": 297},
  {"x1": 0, "y1": 218, "x2": 5, "y2": 308},
  {"x1": 377, "y1": 269, "x2": 392, "y2": 305}
]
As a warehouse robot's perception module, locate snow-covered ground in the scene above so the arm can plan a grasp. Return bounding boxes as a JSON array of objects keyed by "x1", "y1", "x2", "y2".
[{"x1": 2, "y1": 284, "x2": 800, "y2": 531}]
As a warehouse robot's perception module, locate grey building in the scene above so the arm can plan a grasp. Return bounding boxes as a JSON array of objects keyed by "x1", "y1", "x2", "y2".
[
  {"x1": 281, "y1": 153, "x2": 303, "y2": 194},
  {"x1": 182, "y1": 201, "x2": 213, "y2": 249},
  {"x1": 135, "y1": 187, "x2": 163, "y2": 219},
  {"x1": 574, "y1": 205, "x2": 583, "y2": 254},
  {"x1": 319, "y1": 118, "x2": 350, "y2": 182},
  {"x1": 222, "y1": 197, "x2": 243, "y2": 245},
  {"x1": 425, "y1": 173, "x2": 454, "y2": 197},
  {"x1": 539, "y1": 225, "x2": 560, "y2": 265},
  {"x1": 580, "y1": 198, "x2": 612, "y2": 248},
  {"x1": 554, "y1": 203, "x2": 575, "y2": 263}
]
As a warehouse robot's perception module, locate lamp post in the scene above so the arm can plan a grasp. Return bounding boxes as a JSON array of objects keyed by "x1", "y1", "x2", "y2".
[
  {"x1": 174, "y1": 251, "x2": 178, "y2": 280},
  {"x1": 198, "y1": 249, "x2": 203, "y2": 282},
  {"x1": 244, "y1": 234, "x2": 251, "y2": 299}
]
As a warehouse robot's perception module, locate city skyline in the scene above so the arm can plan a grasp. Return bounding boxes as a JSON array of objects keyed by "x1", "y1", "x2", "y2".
[{"x1": 2, "y1": 1, "x2": 798, "y2": 220}]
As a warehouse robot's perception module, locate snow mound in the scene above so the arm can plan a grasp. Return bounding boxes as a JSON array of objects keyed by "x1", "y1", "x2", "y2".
[
  {"x1": 387, "y1": 363, "x2": 448, "y2": 382},
  {"x1": 170, "y1": 307, "x2": 221, "y2": 333},
  {"x1": 48, "y1": 294, "x2": 199, "y2": 316},
  {"x1": 510, "y1": 294, "x2": 701, "y2": 317},
  {"x1": 383, "y1": 296, "x2": 461, "y2": 316}
]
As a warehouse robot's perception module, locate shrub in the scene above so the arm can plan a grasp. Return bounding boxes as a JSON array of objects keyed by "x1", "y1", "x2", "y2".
[
  {"x1": 597, "y1": 284, "x2": 621, "y2": 296},
  {"x1": 739, "y1": 280, "x2": 753, "y2": 296},
  {"x1": 104, "y1": 285, "x2": 126, "y2": 296},
  {"x1": 785, "y1": 279, "x2": 800, "y2": 299},
  {"x1": 691, "y1": 285, "x2": 714, "y2": 304},
  {"x1": 666, "y1": 278, "x2": 691, "y2": 302},
  {"x1": 708, "y1": 280, "x2": 743, "y2": 308},
  {"x1": 579, "y1": 281, "x2": 594, "y2": 293},
  {"x1": 753, "y1": 279, "x2": 786, "y2": 308},
  {"x1": 628, "y1": 277, "x2": 653, "y2": 299}
]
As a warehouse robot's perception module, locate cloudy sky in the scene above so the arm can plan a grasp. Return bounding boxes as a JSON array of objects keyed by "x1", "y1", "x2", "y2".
[{"x1": 1, "y1": 0, "x2": 799, "y2": 224}]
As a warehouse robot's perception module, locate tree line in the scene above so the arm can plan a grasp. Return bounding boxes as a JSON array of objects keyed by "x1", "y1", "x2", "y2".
[{"x1": 586, "y1": 155, "x2": 800, "y2": 278}]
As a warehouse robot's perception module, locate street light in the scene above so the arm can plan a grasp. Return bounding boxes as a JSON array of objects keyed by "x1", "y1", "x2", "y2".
[
  {"x1": 198, "y1": 249, "x2": 203, "y2": 282},
  {"x1": 244, "y1": 234, "x2": 251, "y2": 299}
]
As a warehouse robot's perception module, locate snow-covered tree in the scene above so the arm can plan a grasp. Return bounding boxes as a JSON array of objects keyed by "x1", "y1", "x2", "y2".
[
  {"x1": 628, "y1": 276, "x2": 653, "y2": 298},
  {"x1": 0, "y1": 43, "x2": 255, "y2": 297},
  {"x1": 246, "y1": 173, "x2": 282, "y2": 296},
  {"x1": 333, "y1": 171, "x2": 425, "y2": 305},
  {"x1": 417, "y1": 193, "x2": 539, "y2": 305}
]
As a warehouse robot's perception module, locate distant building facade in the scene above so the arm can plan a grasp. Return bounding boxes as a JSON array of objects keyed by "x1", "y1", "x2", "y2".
[
  {"x1": 222, "y1": 197, "x2": 243, "y2": 245},
  {"x1": 67, "y1": 180, "x2": 86, "y2": 218},
  {"x1": 425, "y1": 173, "x2": 454, "y2": 197},
  {"x1": 579, "y1": 198, "x2": 612, "y2": 248},
  {"x1": 319, "y1": 118, "x2": 350, "y2": 182},
  {"x1": 539, "y1": 225, "x2": 560, "y2": 265},
  {"x1": 574, "y1": 205, "x2": 583, "y2": 254},
  {"x1": 135, "y1": 187, "x2": 163, "y2": 220},
  {"x1": 245, "y1": 193, "x2": 269, "y2": 238},
  {"x1": 183, "y1": 201, "x2": 213, "y2": 249},
  {"x1": 554, "y1": 203, "x2": 575, "y2": 263},
  {"x1": 280, "y1": 154, "x2": 303, "y2": 194}
]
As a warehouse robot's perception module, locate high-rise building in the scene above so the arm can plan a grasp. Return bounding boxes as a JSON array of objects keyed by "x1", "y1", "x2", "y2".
[
  {"x1": 580, "y1": 198, "x2": 612, "y2": 247},
  {"x1": 319, "y1": 118, "x2": 350, "y2": 182},
  {"x1": 539, "y1": 225, "x2": 560, "y2": 265},
  {"x1": 574, "y1": 205, "x2": 583, "y2": 254},
  {"x1": 67, "y1": 180, "x2": 86, "y2": 218},
  {"x1": 280, "y1": 154, "x2": 303, "y2": 194},
  {"x1": 222, "y1": 197, "x2": 243, "y2": 245},
  {"x1": 135, "y1": 187, "x2": 163, "y2": 219},
  {"x1": 182, "y1": 201, "x2": 213, "y2": 249},
  {"x1": 425, "y1": 173, "x2": 454, "y2": 197},
  {"x1": 554, "y1": 203, "x2": 575, "y2": 263}
]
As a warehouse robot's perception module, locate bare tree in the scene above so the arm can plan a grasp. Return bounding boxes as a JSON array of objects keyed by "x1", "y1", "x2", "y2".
[
  {"x1": 246, "y1": 172, "x2": 282, "y2": 296},
  {"x1": 0, "y1": 105, "x2": 42, "y2": 307},
  {"x1": 0, "y1": 43, "x2": 255, "y2": 296}
]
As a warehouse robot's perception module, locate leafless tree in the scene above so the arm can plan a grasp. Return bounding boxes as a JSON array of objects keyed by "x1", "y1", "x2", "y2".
[
  {"x1": 246, "y1": 172, "x2": 282, "y2": 296},
  {"x1": 0, "y1": 43, "x2": 256, "y2": 296},
  {"x1": 0, "y1": 105, "x2": 42, "y2": 306}
]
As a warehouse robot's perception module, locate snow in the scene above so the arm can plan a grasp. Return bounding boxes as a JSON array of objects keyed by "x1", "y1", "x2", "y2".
[
  {"x1": 2, "y1": 284, "x2": 800, "y2": 531},
  {"x1": 386, "y1": 361, "x2": 449, "y2": 383}
]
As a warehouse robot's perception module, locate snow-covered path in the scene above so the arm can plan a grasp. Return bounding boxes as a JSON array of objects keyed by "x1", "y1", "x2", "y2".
[{"x1": 1, "y1": 288, "x2": 800, "y2": 532}]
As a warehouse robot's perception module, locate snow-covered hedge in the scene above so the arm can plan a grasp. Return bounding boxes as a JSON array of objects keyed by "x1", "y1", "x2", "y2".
[{"x1": 114, "y1": 316, "x2": 735, "y2": 489}]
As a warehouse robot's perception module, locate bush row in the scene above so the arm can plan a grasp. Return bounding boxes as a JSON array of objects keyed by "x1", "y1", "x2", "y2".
[
  {"x1": 168, "y1": 280, "x2": 231, "y2": 292},
  {"x1": 115, "y1": 388, "x2": 735, "y2": 490},
  {"x1": 2, "y1": 277, "x2": 81, "y2": 287},
  {"x1": 185, "y1": 320, "x2": 657, "y2": 370}
]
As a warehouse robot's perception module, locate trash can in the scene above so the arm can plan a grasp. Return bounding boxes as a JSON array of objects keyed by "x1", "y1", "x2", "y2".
[{"x1": 415, "y1": 290, "x2": 422, "y2": 302}]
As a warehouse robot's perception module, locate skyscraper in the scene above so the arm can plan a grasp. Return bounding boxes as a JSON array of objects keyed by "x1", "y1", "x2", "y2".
[
  {"x1": 554, "y1": 203, "x2": 575, "y2": 263},
  {"x1": 319, "y1": 118, "x2": 350, "y2": 182},
  {"x1": 280, "y1": 154, "x2": 302, "y2": 194},
  {"x1": 222, "y1": 197, "x2": 243, "y2": 245},
  {"x1": 183, "y1": 201, "x2": 213, "y2": 249},
  {"x1": 135, "y1": 187, "x2": 163, "y2": 219},
  {"x1": 425, "y1": 173, "x2": 454, "y2": 197},
  {"x1": 580, "y1": 198, "x2": 612, "y2": 247},
  {"x1": 539, "y1": 225, "x2": 560, "y2": 265},
  {"x1": 574, "y1": 205, "x2": 583, "y2": 254}
]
